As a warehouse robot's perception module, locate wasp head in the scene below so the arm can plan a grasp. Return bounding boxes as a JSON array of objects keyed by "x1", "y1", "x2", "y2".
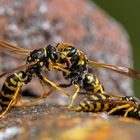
[
  {"x1": 60, "y1": 46, "x2": 77, "y2": 59},
  {"x1": 46, "y1": 44, "x2": 59, "y2": 62}
]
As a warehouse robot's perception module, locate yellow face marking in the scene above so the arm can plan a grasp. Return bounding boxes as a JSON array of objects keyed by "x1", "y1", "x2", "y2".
[
  {"x1": 95, "y1": 102, "x2": 101, "y2": 112},
  {"x1": 61, "y1": 52, "x2": 67, "y2": 59}
]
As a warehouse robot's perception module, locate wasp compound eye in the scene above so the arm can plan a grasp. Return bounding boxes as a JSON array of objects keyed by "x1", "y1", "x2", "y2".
[
  {"x1": 67, "y1": 48, "x2": 76, "y2": 57},
  {"x1": 53, "y1": 51, "x2": 59, "y2": 60}
]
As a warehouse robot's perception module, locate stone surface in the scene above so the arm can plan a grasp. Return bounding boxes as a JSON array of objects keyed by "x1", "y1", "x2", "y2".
[
  {"x1": 0, "y1": 105, "x2": 140, "y2": 140},
  {"x1": 0, "y1": 0, "x2": 133, "y2": 105}
]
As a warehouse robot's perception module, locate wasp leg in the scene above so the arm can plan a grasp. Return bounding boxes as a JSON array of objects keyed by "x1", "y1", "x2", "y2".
[
  {"x1": 30, "y1": 84, "x2": 72, "y2": 103},
  {"x1": 64, "y1": 84, "x2": 80, "y2": 109},
  {"x1": 68, "y1": 84, "x2": 80, "y2": 108},
  {"x1": 29, "y1": 85, "x2": 56, "y2": 103},
  {"x1": 107, "y1": 104, "x2": 131, "y2": 115},
  {"x1": 29, "y1": 79, "x2": 49, "y2": 102},
  {"x1": 14, "y1": 92, "x2": 24, "y2": 106},
  {"x1": 124, "y1": 106, "x2": 135, "y2": 117},
  {"x1": 51, "y1": 65, "x2": 70, "y2": 74},
  {"x1": 41, "y1": 76, "x2": 70, "y2": 97},
  {"x1": 64, "y1": 106, "x2": 83, "y2": 112},
  {"x1": 27, "y1": 82, "x2": 72, "y2": 103},
  {"x1": 0, "y1": 82, "x2": 24, "y2": 118}
]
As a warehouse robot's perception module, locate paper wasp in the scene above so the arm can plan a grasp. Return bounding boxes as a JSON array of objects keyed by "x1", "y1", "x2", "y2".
[
  {"x1": 0, "y1": 40, "x2": 70, "y2": 117},
  {"x1": 0, "y1": 41, "x2": 140, "y2": 117},
  {"x1": 68, "y1": 92, "x2": 140, "y2": 119},
  {"x1": 47, "y1": 43, "x2": 140, "y2": 108}
]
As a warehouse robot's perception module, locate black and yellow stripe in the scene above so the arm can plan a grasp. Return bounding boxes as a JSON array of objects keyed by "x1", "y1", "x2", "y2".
[
  {"x1": 83, "y1": 73, "x2": 105, "y2": 94},
  {"x1": 73, "y1": 93, "x2": 140, "y2": 119},
  {"x1": 57, "y1": 45, "x2": 105, "y2": 108},
  {"x1": 74, "y1": 93, "x2": 111, "y2": 112},
  {"x1": 0, "y1": 71, "x2": 26, "y2": 110}
]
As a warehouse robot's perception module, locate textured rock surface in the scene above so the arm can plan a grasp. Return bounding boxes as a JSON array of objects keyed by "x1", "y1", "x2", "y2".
[
  {"x1": 0, "y1": 0, "x2": 133, "y2": 106},
  {"x1": 0, "y1": 105, "x2": 140, "y2": 140}
]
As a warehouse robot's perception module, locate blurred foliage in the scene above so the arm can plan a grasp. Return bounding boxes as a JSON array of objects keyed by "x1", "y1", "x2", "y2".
[{"x1": 93, "y1": 0, "x2": 140, "y2": 96}]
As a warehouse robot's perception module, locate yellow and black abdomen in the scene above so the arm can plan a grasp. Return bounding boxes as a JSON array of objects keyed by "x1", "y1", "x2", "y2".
[
  {"x1": 83, "y1": 73, "x2": 105, "y2": 94},
  {"x1": 0, "y1": 71, "x2": 26, "y2": 110},
  {"x1": 75, "y1": 93, "x2": 111, "y2": 112}
]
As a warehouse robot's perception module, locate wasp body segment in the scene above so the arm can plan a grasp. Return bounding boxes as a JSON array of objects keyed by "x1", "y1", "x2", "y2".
[
  {"x1": 72, "y1": 93, "x2": 140, "y2": 119},
  {"x1": 58, "y1": 44, "x2": 89, "y2": 86},
  {"x1": 83, "y1": 73, "x2": 105, "y2": 94},
  {"x1": 0, "y1": 71, "x2": 27, "y2": 116},
  {"x1": 56, "y1": 44, "x2": 105, "y2": 107},
  {"x1": 72, "y1": 93, "x2": 111, "y2": 112}
]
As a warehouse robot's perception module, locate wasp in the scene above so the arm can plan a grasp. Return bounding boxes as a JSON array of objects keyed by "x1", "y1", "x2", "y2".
[
  {"x1": 69, "y1": 92, "x2": 140, "y2": 119},
  {"x1": 46, "y1": 43, "x2": 140, "y2": 108},
  {"x1": 1, "y1": 41, "x2": 140, "y2": 116},
  {"x1": 0, "y1": 40, "x2": 70, "y2": 117}
]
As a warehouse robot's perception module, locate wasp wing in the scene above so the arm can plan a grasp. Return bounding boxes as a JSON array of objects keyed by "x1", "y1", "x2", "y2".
[
  {"x1": 0, "y1": 40, "x2": 31, "y2": 55},
  {"x1": 104, "y1": 98, "x2": 137, "y2": 107},
  {"x1": 78, "y1": 91, "x2": 136, "y2": 106},
  {"x1": 0, "y1": 62, "x2": 37, "y2": 78},
  {"x1": 89, "y1": 60, "x2": 140, "y2": 80}
]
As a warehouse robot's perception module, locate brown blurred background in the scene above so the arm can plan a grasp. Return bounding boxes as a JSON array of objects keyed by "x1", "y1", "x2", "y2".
[{"x1": 94, "y1": 0, "x2": 140, "y2": 96}]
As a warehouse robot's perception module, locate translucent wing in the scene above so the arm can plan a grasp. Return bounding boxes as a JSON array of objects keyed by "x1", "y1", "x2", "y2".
[
  {"x1": 104, "y1": 98, "x2": 137, "y2": 107},
  {"x1": 78, "y1": 91, "x2": 138, "y2": 107},
  {"x1": 0, "y1": 40, "x2": 31, "y2": 55},
  {"x1": 89, "y1": 60, "x2": 140, "y2": 80},
  {"x1": 0, "y1": 62, "x2": 37, "y2": 78}
]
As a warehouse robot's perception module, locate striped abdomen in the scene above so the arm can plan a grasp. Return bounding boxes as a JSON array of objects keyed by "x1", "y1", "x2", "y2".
[
  {"x1": 75, "y1": 93, "x2": 112, "y2": 112},
  {"x1": 0, "y1": 71, "x2": 26, "y2": 110},
  {"x1": 83, "y1": 73, "x2": 105, "y2": 94},
  {"x1": 75, "y1": 93, "x2": 140, "y2": 119}
]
